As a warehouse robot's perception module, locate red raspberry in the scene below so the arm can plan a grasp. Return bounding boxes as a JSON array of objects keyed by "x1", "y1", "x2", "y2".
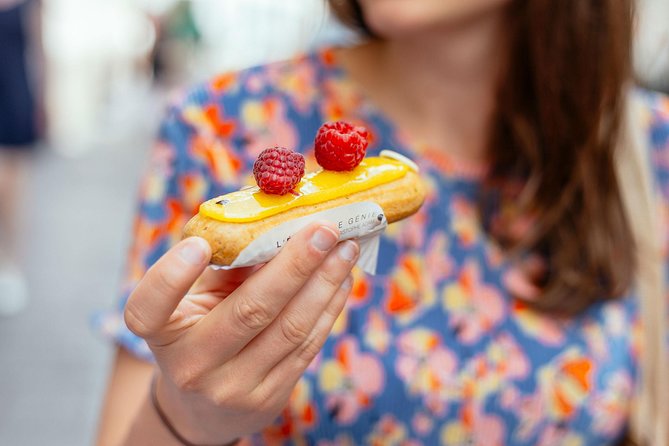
[
  {"x1": 253, "y1": 146, "x2": 305, "y2": 195},
  {"x1": 314, "y1": 121, "x2": 369, "y2": 171}
]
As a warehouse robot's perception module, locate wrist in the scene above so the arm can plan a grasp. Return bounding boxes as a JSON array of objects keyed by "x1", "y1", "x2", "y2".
[
  {"x1": 153, "y1": 373, "x2": 240, "y2": 446},
  {"x1": 123, "y1": 390, "x2": 185, "y2": 446}
]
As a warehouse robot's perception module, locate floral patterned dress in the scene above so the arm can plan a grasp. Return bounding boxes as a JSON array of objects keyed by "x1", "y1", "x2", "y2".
[{"x1": 95, "y1": 49, "x2": 669, "y2": 446}]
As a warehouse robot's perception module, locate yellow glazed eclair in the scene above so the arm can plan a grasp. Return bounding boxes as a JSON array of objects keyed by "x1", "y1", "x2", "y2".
[{"x1": 183, "y1": 150, "x2": 426, "y2": 266}]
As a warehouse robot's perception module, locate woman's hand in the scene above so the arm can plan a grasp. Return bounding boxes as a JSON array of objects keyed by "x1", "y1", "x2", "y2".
[{"x1": 123, "y1": 222, "x2": 358, "y2": 444}]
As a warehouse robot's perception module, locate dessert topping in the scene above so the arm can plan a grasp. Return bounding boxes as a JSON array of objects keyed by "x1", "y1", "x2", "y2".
[
  {"x1": 314, "y1": 121, "x2": 369, "y2": 171},
  {"x1": 253, "y1": 146, "x2": 305, "y2": 195}
]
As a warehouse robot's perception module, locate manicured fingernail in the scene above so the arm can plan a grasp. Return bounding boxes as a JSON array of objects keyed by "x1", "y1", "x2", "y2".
[
  {"x1": 337, "y1": 241, "x2": 359, "y2": 262},
  {"x1": 311, "y1": 227, "x2": 338, "y2": 251},
  {"x1": 179, "y1": 238, "x2": 209, "y2": 265},
  {"x1": 341, "y1": 274, "x2": 353, "y2": 291}
]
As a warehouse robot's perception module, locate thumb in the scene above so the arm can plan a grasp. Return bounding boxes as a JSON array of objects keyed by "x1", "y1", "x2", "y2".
[{"x1": 124, "y1": 237, "x2": 211, "y2": 344}]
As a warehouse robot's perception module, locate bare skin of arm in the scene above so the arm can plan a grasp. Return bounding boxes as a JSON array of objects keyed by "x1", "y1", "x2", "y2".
[{"x1": 95, "y1": 348, "x2": 157, "y2": 446}]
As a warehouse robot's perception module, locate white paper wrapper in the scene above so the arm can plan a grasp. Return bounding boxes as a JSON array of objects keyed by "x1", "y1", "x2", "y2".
[{"x1": 211, "y1": 202, "x2": 388, "y2": 275}]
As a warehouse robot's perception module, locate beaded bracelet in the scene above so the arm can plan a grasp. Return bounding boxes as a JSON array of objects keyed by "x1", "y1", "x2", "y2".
[{"x1": 150, "y1": 375, "x2": 239, "y2": 446}]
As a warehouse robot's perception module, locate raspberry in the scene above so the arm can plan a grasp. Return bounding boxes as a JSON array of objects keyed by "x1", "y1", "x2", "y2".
[
  {"x1": 253, "y1": 146, "x2": 305, "y2": 195},
  {"x1": 314, "y1": 121, "x2": 369, "y2": 171}
]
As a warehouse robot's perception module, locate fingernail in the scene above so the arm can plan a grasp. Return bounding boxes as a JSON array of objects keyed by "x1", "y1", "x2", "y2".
[
  {"x1": 179, "y1": 238, "x2": 208, "y2": 265},
  {"x1": 311, "y1": 227, "x2": 338, "y2": 251},
  {"x1": 341, "y1": 274, "x2": 353, "y2": 291},
  {"x1": 337, "y1": 241, "x2": 359, "y2": 262}
]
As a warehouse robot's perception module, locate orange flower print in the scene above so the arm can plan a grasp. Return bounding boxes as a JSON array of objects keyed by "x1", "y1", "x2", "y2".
[
  {"x1": 349, "y1": 267, "x2": 371, "y2": 308},
  {"x1": 384, "y1": 174, "x2": 437, "y2": 247},
  {"x1": 204, "y1": 104, "x2": 236, "y2": 137},
  {"x1": 189, "y1": 134, "x2": 242, "y2": 186},
  {"x1": 516, "y1": 348, "x2": 594, "y2": 441},
  {"x1": 540, "y1": 348, "x2": 593, "y2": 419},
  {"x1": 442, "y1": 261, "x2": 505, "y2": 344},
  {"x1": 179, "y1": 173, "x2": 208, "y2": 216},
  {"x1": 412, "y1": 412, "x2": 434, "y2": 437},
  {"x1": 395, "y1": 329, "x2": 457, "y2": 416},
  {"x1": 240, "y1": 98, "x2": 298, "y2": 157},
  {"x1": 458, "y1": 334, "x2": 530, "y2": 401},
  {"x1": 511, "y1": 299, "x2": 565, "y2": 346},
  {"x1": 425, "y1": 231, "x2": 454, "y2": 283},
  {"x1": 589, "y1": 371, "x2": 633, "y2": 437},
  {"x1": 322, "y1": 78, "x2": 364, "y2": 122},
  {"x1": 581, "y1": 320, "x2": 608, "y2": 361},
  {"x1": 261, "y1": 378, "x2": 317, "y2": 445},
  {"x1": 318, "y1": 337, "x2": 385, "y2": 424},
  {"x1": 439, "y1": 409, "x2": 505, "y2": 446},
  {"x1": 385, "y1": 254, "x2": 436, "y2": 322},
  {"x1": 182, "y1": 103, "x2": 235, "y2": 138},
  {"x1": 142, "y1": 140, "x2": 175, "y2": 204},
  {"x1": 363, "y1": 309, "x2": 391, "y2": 354},
  {"x1": 450, "y1": 196, "x2": 481, "y2": 247},
  {"x1": 275, "y1": 62, "x2": 317, "y2": 112},
  {"x1": 210, "y1": 72, "x2": 237, "y2": 94},
  {"x1": 390, "y1": 208, "x2": 428, "y2": 249},
  {"x1": 366, "y1": 415, "x2": 420, "y2": 446},
  {"x1": 320, "y1": 47, "x2": 337, "y2": 66}
]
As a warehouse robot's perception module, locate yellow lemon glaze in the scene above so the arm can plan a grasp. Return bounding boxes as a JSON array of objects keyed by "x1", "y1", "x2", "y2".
[{"x1": 199, "y1": 157, "x2": 410, "y2": 222}]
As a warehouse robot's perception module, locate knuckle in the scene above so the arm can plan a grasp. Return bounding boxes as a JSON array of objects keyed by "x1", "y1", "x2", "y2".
[
  {"x1": 296, "y1": 333, "x2": 323, "y2": 364},
  {"x1": 124, "y1": 303, "x2": 153, "y2": 338},
  {"x1": 286, "y1": 253, "x2": 316, "y2": 282},
  {"x1": 234, "y1": 298, "x2": 274, "y2": 331},
  {"x1": 251, "y1": 390, "x2": 275, "y2": 413},
  {"x1": 210, "y1": 386, "x2": 235, "y2": 407},
  {"x1": 212, "y1": 386, "x2": 255, "y2": 411},
  {"x1": 316, "y1": 267, "x2": 343, "y2": 291},
  {"x1": 171, "y1": 367, "x2": 203, "y2": 393},
  {"x1": 279, "y1": 316, "x2": 310, "y2": 346}
]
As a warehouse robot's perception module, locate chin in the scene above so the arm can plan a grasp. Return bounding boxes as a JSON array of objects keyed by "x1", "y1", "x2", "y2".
[{"x1": 358, "y1": 0, "x2": 510, "y2": 38}]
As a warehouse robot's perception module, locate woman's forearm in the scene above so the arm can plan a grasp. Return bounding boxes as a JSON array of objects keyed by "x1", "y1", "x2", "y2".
[
  {"x1": 96, "y1": 348, "x2": 154, "y2": 446},
  {"x1": 123, "y1": 393, "x2": 183, "y2": 446}
]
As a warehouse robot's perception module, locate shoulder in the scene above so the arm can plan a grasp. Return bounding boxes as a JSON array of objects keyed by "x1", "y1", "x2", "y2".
[
  {"x1": 153, "y1": 49, "x2": 344, "y2": 190},
  {"x1": 162, "y1": 49, "x2": 337, "y2": 135}
]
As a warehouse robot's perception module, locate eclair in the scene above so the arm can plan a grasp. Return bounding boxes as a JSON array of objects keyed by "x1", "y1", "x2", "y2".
[{"x1": 183, "y1": 122, "x2": 426, "y2": 267}]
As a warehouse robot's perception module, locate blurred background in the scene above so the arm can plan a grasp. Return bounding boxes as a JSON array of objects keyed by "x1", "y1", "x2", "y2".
[{"x1": 0, "y1": 0, "x2": 667, "y2": 444}]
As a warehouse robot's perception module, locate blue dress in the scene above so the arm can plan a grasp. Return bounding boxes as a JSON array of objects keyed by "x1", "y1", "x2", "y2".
[{"x1": 95, "y1": 49, "x2": 669, "y2": 445}]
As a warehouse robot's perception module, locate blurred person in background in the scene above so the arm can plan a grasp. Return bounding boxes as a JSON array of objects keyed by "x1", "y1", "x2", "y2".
[
  {"x1": 96, "y1": 0, "x2": 669, "y2": 445},
  {"x1": 0, "y1": 0, "x2": 43, "y2": 315},
  {"x1": 149, "y1": 0, "x2": 200, "y2": 86}
]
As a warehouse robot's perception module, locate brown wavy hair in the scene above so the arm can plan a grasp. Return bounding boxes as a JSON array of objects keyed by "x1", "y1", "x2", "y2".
[{"x1": 329, "y1": 0, "x2": 635, "y2": 316}]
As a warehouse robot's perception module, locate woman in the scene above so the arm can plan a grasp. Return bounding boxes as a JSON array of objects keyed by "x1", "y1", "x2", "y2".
[{"x1": 96, "y1": 0, "x2": 669, "y2": 445}]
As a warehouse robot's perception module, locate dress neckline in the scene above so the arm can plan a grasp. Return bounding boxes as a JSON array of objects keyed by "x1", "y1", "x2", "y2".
[{"x1": 314, "y1": 47, "x2": 489, "y2": 182}]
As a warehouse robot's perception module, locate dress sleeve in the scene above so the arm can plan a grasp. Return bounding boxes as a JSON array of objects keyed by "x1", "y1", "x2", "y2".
[{"x1": 92, "y1": 105, "x2": 197, "y2": 361}]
